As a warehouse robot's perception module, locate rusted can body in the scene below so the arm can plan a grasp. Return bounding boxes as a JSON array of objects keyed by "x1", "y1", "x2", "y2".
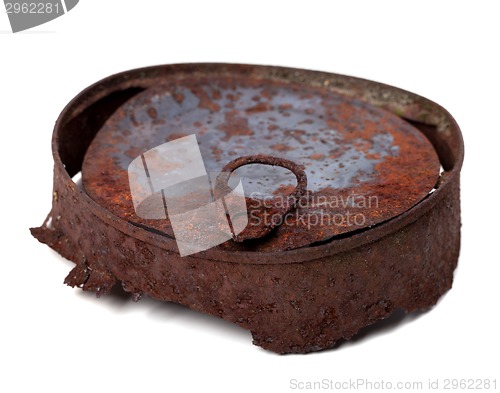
[{"x1": 31, "y1": 64, "x2": 463, "y2": 353}]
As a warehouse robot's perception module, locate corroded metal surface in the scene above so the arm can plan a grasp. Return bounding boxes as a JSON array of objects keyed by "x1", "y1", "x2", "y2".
[
  {"x1": 81, "y1": 76, "x2": 440, "y2": 251},
  {"x1": 30, "y1": 64, "x2": 463, "y2": 354}
]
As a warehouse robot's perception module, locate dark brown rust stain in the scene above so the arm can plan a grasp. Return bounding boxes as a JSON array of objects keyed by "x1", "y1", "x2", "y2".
[{"x1": 30, "y1": 63, "x2": 463, "y2": 354}]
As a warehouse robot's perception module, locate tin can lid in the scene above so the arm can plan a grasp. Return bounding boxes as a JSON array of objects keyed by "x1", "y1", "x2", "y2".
[{"x1": 82, "y1": 74, "x2": 439, "y2": 252}]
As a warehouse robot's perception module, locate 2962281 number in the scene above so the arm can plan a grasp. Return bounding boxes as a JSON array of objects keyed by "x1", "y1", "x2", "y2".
[
  {"x1": 5, "y1": 2, "x2": 61, "y2": 14},
  {"x1": 443, "y1": 379, "x2": 497, "y2": 390}
]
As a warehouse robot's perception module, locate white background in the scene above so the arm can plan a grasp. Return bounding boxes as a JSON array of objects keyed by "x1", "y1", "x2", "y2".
[{"x1": 1, "y1": 1, "x2": 499, "y2": 392}]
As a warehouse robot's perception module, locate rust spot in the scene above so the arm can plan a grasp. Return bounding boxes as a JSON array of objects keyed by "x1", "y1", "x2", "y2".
[
  {"x1": 147, "y1": 107, "x2": 158, "y2": 119},
  {"x1": 278, "y1": 103, "x2": 293, "y2": 111},
  {"x1": 271, "y1": 144, "x2": 295, "y2": 152},
  {"x1": 172, "y1": 91, "x2": 185, "y2": 104},
  {"x1": 212, "y1": 90, "x2": 222, "y2": 100},
  {"x1": 166, "y1": 133, "x2": 189, "y2": 142},
  {"x1": 218, "y1": 110, "x2": 254, "y2": 141},
  {"x1": 246, "y1": 102, "x2": 271, "y2": 113},
  {"x1": 124, "y1": 146, "x2": 143, "y2": 159},
  {"x1": 211, "y1": 146, "x2": 223, "y2": 155},
  {"x1": 310, "y1": 153, "x2": 325, "y2": 160},
  {"x1": 192, "y1": 86, "x2": 220, "y2": 112}
]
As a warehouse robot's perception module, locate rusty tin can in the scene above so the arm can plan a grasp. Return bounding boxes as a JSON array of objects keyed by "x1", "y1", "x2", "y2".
[{"x1": 31, "y1": 64, "x2": 463, "y2": 353}]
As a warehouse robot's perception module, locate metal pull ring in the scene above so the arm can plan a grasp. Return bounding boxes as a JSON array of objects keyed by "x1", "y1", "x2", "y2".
[{"x1": 214, "y1": 155, "x2": 308, "y2": 242}]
